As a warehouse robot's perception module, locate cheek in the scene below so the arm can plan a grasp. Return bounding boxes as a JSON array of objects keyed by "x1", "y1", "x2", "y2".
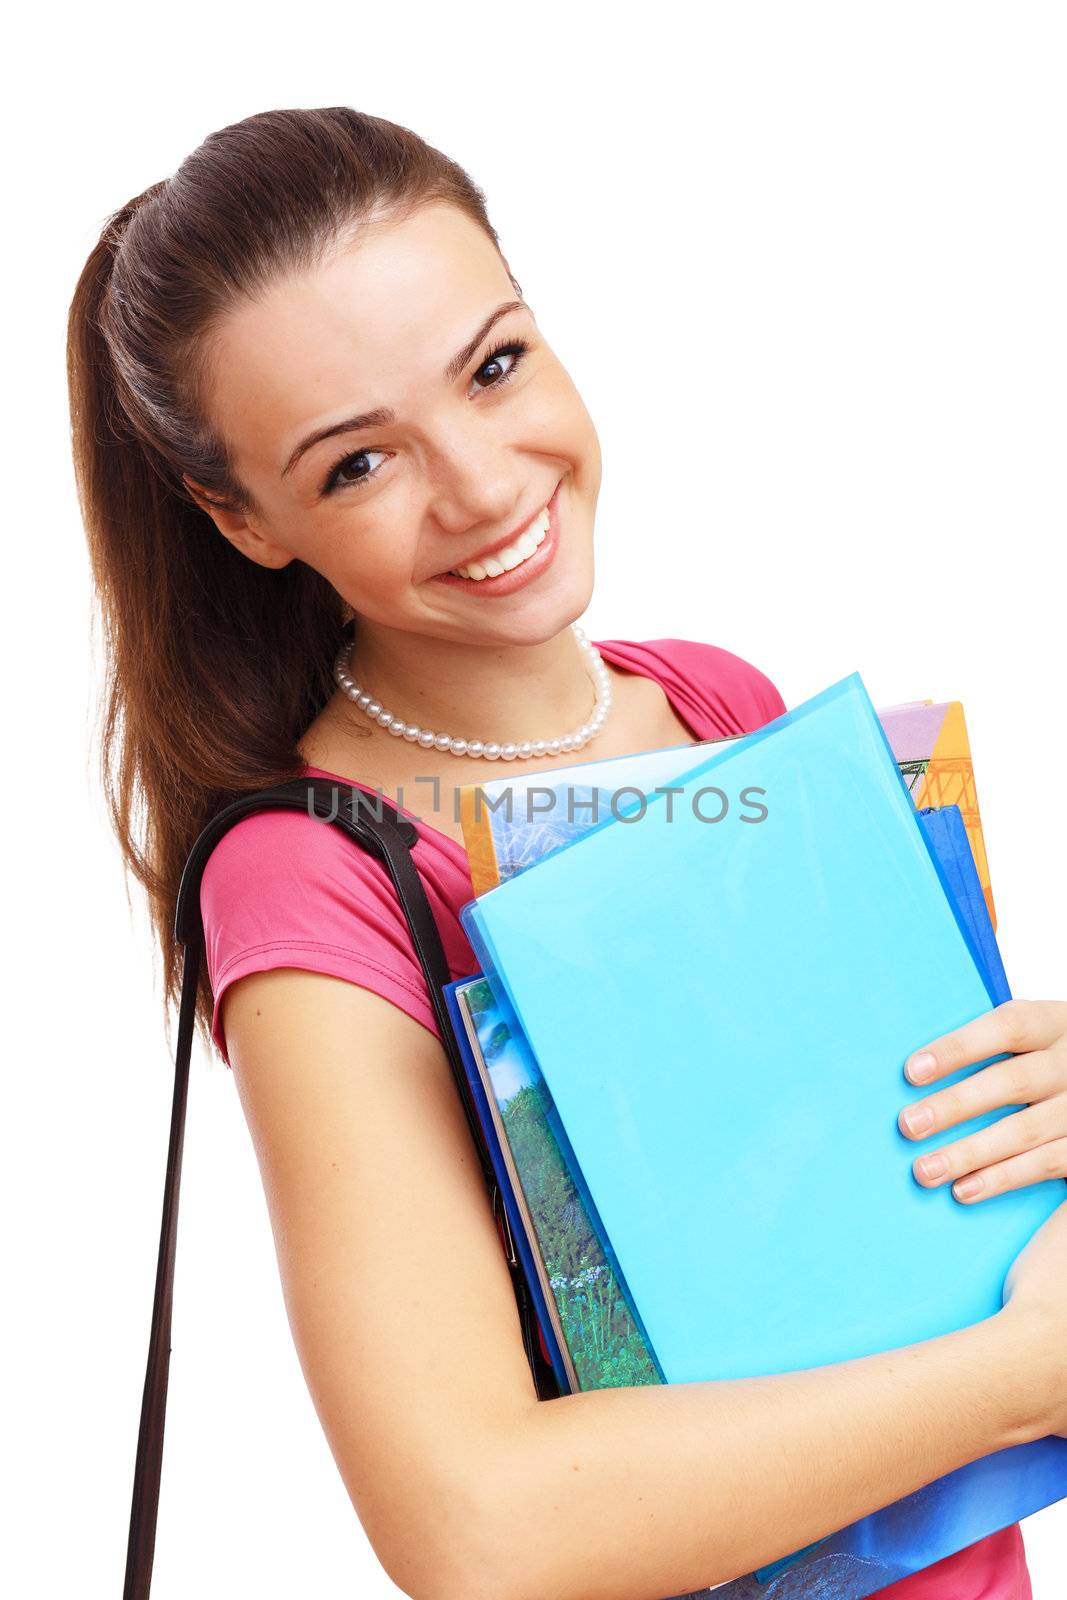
[{"x1": 308, "y1": 503, "x2": 420, "y2": 599}]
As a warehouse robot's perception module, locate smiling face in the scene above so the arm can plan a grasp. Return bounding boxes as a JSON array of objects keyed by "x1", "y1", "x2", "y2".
[{"x1": 189, "y1": 200, "x2": 602, "y2": 651}]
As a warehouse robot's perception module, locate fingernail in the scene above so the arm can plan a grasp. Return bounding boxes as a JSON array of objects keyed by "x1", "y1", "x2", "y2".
[
  {"x1": 954, "y1": 1176, "x2": 983, "y2": 1200},
  {"x1": 907, "y1": 1052, "x2": 937, "y2": 1083},
  {"x1": 902, "y1": 1104, "x2": 934, "y2": 1136},
  {"x1": 917, "y1": 1152, "x2": 947, "y2": 1180}
]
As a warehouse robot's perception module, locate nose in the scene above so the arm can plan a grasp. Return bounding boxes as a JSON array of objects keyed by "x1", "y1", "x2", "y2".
[{"x1": 424, "y1": 429, "x2": 525, "y2": 538}]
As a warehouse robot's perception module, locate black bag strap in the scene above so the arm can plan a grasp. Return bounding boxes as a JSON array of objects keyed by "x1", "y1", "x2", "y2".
[{"x1": 123, "y1": 777, "x2": 557, "y2": 1600}]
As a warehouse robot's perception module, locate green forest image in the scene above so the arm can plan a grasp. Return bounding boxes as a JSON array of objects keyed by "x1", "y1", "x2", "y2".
[{"x1": 463, "y1": 978, "x2": 660, "y2": 1390}]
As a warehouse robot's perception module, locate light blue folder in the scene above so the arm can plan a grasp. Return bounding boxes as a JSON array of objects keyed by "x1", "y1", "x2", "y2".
[
  {"x1": 460, "y1": 672, "x2": 1065, "y2": 1381},
  {"x1": 459, "y1": 676, "x2": 1066, "y2": 1522}
]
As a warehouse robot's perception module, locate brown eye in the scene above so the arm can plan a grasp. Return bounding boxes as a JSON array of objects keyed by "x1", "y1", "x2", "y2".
[
  {"x1": 470, "y1": 339, "x2": 530, "y2": 393},
  {"x1": 321, "y1": 447, "x2": 388, "y2": 497}
]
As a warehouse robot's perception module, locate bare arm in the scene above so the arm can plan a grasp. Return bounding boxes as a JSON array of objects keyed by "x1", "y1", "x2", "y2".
[
  {"x1": 223, "y1": 969, "x2": 1062, "y2": 1600},
  {"x1": 502, "y1": 1304, "x2": 1035, "y2": 1599}
]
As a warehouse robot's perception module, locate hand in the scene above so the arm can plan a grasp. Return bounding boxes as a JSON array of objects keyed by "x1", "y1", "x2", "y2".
[{"x1": 897, "y1": 998, "x2": 1067, "y2": 1204}]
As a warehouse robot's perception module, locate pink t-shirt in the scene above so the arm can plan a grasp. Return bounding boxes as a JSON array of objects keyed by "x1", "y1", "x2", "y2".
[{"x1": 199, "y1": 635, "x2": 1029, "y2": 1600}]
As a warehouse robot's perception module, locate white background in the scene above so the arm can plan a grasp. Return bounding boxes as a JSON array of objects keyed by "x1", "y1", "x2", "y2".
[{"x1": 5, "y1": 2, "x2": 1065, "y2": 1594}]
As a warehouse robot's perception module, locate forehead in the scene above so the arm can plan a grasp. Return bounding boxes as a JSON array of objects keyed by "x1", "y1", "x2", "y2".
[{"x1": 203, "y1": 201, "x2": 514, "y2": 477}]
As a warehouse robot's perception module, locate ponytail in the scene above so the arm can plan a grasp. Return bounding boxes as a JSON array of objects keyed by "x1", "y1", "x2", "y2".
[{"x1": 66, "y1": 109, "x2": 501, "y2": 1045}]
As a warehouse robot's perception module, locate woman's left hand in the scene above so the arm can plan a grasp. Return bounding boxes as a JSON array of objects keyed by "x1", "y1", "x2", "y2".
[{"x1": 898, "y1": 998, "x2": 1067, "y2": 1203}]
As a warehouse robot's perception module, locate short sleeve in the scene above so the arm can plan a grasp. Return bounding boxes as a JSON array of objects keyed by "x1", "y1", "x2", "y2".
[{"x1": 200, "y1": 808, "x2": 439, "y2": 1067}]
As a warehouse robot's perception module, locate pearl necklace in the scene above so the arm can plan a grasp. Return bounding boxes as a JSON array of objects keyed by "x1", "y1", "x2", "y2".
[{"x1": 332, "y1": 622, "x2": 613, "y2": 760}]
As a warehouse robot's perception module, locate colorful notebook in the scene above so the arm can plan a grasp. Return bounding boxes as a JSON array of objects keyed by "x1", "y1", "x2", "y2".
[
  {"x1": 456, "y1": 671, "x2": 1067, "y2": 1596},
  {"x1": 881, "y1": 699, "x2": 997, "y2": 929}
]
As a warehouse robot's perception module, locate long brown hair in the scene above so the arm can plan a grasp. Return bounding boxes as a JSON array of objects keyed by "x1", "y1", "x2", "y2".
[{"x1": 67, "y1": 106, "x2": 517, "y2": 1047}]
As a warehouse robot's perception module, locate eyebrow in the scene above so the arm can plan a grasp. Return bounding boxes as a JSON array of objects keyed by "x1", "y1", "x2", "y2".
[{"x1": 281, "y1": 299, "x2": 529, "y2": 479}]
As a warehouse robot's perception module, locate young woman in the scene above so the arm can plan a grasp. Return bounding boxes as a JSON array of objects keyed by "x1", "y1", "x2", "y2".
[{"x1": 68, "y1": 107, "x2": 1067, "y2": 1600}]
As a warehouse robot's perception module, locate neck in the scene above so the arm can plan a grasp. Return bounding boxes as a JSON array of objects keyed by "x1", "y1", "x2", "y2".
[{"x1": 342, "y1": 620, "x2": 601, "y2": 746}]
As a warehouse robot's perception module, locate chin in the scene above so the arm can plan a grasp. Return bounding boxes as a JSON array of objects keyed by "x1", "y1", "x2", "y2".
[{"x1": 480, "y1": 561, "x2": 596, "y2": 650}]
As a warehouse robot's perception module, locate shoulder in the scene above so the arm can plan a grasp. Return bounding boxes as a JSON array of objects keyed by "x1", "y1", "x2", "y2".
[
  {"x1": 651, "y1": 637, "x2": 787, "y2": 718},
  {"x1": 200, "y1": 803, "x2": 421, "y2": 972},
  {"x1": 199, "y1": 804, "x2": 433, "y2": 1064},
  {"x1": 200, "y1": 804, "x2": 401, "y2": 935},
  {"x1": 596, "y1": 635, "x2": 787, "y2": 735}
]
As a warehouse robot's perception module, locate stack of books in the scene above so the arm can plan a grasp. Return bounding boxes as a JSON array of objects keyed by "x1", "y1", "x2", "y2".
[{"x1": 445, "y1": 671, "x2": 1066, "y2": 1596}]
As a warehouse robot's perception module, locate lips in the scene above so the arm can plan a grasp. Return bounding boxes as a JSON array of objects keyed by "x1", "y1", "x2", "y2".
[
  {"x1": 445, "y1": 497, "x2": 553, "y2": 577},
  {"x1": 441, "y1": 486, "x2": 559, "y2": 582},
  {"x1": 431, "y1": 480, "x2": 562, "y2": 594}
]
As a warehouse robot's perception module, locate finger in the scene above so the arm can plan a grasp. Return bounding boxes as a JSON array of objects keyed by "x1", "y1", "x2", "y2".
[
  {"x1": 907, "y1": 1099, "x2": 1067, "y2": 1189},
  {"x1": 898, "y1": 1050, "x2": 1059, "y2": 1139},
  {"x1": 948, "y1": 1137, "x2": 1067, "y2": 1204},
  {"x1": 904, "y1": 999, "x2": 1067, "y2": 1085}
]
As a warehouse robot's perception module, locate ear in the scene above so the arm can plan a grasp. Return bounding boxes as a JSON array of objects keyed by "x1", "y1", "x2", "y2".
[{"x1": 183, "y1": 475, "x2": 294, "y2": 571}]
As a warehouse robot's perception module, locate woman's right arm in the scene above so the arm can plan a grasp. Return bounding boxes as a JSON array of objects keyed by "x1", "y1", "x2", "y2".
[{"x1": 222, "y1": 967, "x2": 1067, "y2": 1600}]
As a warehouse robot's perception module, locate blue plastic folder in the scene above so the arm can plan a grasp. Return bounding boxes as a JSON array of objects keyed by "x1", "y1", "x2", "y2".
[
  {"x1": 458, "y1": 671, "x2": 1067, "y2": 1589},
  {"x1": 445, "y1": 807, "x2": 1011, "y2": 1408},
  {"x1": 917, "y1": 803, "x2": 1009, "y2": 1005}
]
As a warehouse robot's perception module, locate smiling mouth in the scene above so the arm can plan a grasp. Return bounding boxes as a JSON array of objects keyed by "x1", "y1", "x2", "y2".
[{"x1": 446, "y1": 502, "x2": 552, "y2": 580}]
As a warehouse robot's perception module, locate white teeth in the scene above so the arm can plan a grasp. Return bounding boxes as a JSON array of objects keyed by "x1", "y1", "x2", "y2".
[{"x1": 448, "y1": 504, "x2": 551, "y2": 580}]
